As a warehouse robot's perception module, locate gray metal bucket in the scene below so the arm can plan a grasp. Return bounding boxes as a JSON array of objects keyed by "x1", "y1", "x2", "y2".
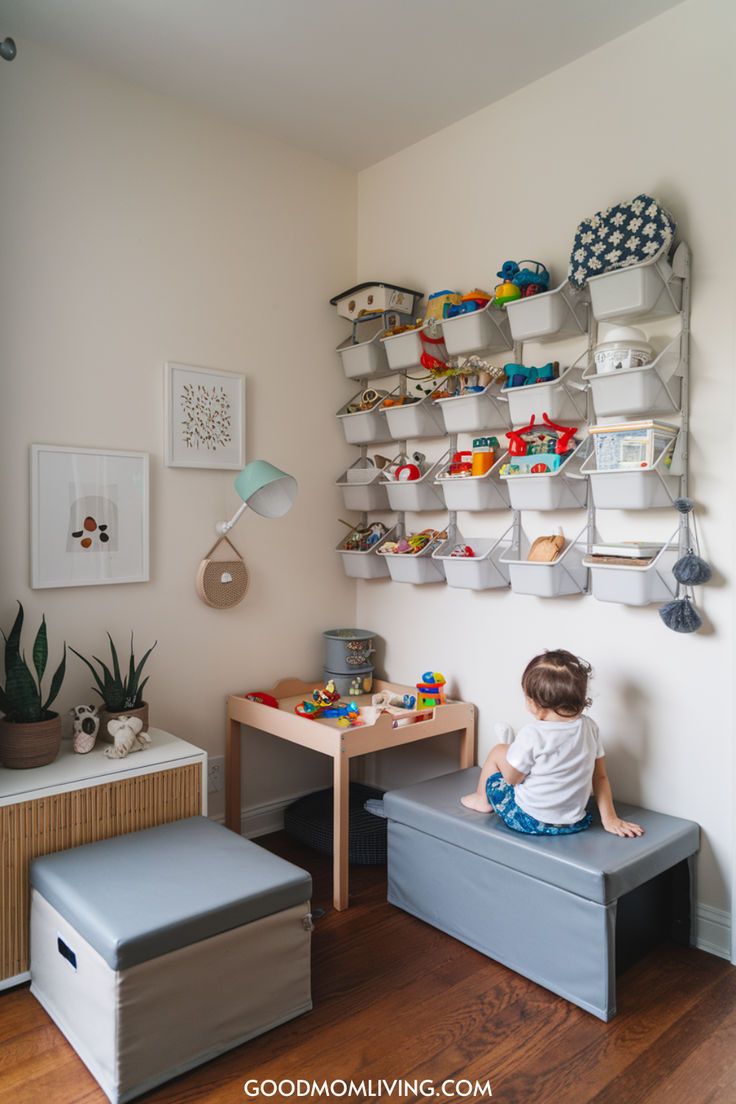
[
  {"x1": 323, "y1": 628, "x2": 376, "y2": 673},
  {"x1": 324, "y1": 668, "x2": 374, "y2": 697}
]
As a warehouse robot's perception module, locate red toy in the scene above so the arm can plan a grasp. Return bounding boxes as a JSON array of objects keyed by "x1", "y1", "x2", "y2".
[
  {"x1": 505, "y1": 413, "x2": 578, "y2": 457},
  {"x1": 243, "y1": 691, "x2": 279, "y2": 709},
  {"x1": 294, "y1": 681, "x2": 341, "y2": 720},
  {"x1": 448, "y1": 451, "x2": 473, "y2": 476}
]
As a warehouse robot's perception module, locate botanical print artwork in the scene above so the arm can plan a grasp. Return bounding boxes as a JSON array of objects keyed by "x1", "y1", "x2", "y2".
[
  {"x1": 31, "y1": 446, "x2": 148, "y2": 589},
  {"x1": 165, "y1": 362, "x2": 245, "y2": 469},
  {"x1": 180, "y1": 383, "x2": 232, "y2": 452},
  {"x1": 67, "y1": 494, "x2": 119, "y2": 552}
]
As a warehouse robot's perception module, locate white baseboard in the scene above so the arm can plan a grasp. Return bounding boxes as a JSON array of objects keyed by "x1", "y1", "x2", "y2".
[
  {"x1": 695, "y1": 904, "x2": 731, "y2": 960},
  {"x1": 209, "y1": 792, "x2": 308, "y2": 839}
]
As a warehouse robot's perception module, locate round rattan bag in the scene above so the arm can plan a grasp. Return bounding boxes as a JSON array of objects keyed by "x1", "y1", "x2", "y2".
[{"x1": 196, "y1": 536, "x2": 249, "y2": 609}]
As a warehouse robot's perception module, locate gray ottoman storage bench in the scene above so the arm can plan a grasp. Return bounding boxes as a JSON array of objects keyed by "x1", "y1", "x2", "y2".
[
  {"x1": 384, "y1": 768, "x2": 698, "y2": 1021},
  {"x1": 30, "y1": 817, "x2": 313, "y2": 1104}
]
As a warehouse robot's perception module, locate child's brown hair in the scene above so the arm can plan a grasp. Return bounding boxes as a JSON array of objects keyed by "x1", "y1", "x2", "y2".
[{"x1": 521, "y1": 650, "x2": 592, "y2": 718}]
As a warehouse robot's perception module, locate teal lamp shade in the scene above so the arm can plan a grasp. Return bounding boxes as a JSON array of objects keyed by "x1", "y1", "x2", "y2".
[{"x1": 233, "y1": 460, "x2": 298, "y2": 518}]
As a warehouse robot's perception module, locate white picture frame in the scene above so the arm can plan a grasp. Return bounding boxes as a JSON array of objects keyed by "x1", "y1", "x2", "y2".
[
  {"x1": 164, "y1": 361, "x2": 246, "y2": 469},
  {"x1": 30, "y1": 445, "x2": 149, "y2": 589}
]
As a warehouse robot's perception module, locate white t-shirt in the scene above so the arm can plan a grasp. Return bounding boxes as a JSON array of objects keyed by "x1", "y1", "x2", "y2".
[{"x1": 505, "y1": 715, "x2": 605, "y2": 825}]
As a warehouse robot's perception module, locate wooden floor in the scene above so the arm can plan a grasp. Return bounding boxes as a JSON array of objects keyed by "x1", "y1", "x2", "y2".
[{"x1": 1, "y1": 831, "x2": 734, "y2": 1104}]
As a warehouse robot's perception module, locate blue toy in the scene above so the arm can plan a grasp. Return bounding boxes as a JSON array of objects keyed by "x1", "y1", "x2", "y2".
[
  {"x1": 496, "y1": 259, "x2": 550, "y2": 299},
  {"x1": 503, "y1": 362, "x2": 557, "y2": 389}
]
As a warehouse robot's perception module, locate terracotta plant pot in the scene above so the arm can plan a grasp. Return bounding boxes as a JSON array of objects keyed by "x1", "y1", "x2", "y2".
[
  {"x1": 0, "y1": 714, "x2": 62, "y2": 769},
  {"x1": 100, "y1": 702, "x2": 149, "y2": 744}
]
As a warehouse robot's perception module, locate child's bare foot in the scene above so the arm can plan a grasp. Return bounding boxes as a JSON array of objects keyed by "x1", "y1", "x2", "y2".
[{"x1": 461, "y1": 793, "x2": 493, "y2": 813}]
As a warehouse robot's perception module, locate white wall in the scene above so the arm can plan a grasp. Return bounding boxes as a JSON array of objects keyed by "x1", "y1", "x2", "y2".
[
  {"x1": 357, "y1": 0, "x2": 736, "y2": 937},
  {"x1": 0, "y1": 41, "x2": 358, "y2": 821}
]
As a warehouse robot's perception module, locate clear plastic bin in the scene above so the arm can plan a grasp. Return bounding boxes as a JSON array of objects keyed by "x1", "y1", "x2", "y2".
[
  {"x1": 433, "y1": 534, "x2": 511, "y2": 591},
  {"x1": 384, "y1": 384, "x2": 446, "y2": 439},
  {"x1": 501, "y1": 439, "x2": 589, "y2": 511},
  {"x1": 505, "y1": 280, "x2": 588, "y2": 342},
  {"x1": 337, "y1": 389, "x2": 392, "y2": 445},
  {"x1": 583, "y1": 333, "x2": 683, "y2": 417},
  {"x1": 583, "y1": 542, "x2": 678, "y2": 606},
  {"x1": 440, "y1": 301, "x2": 513, "y2": 357},
  {"x1": 581, "y1": 434, "x2": 683, "y2": 509},
  {"x1": 383, "y1": 452, "x2": 449, "y2": 511},
  {"x1": 335, "y1": 460, "x2": 391, "y2": 512},
  {"x1": 436, "y1": 452, "x2": 510, "y2": 511},
  {"x1": 381, "y1": 324, "x2": 446, "y2": 372},
  {"x1": 504, "y1": 361, "x2": 588, "y2": 426},
  {"x1": 588, "y1": 256, "x2": 683, "y2": 323},
  {"x1": 336, "y1": 524, "x2": 398, "y2": 579},
  {"x1": 337, "y1": 329, "x2": 390, "y2": 380},
  {"x1": 435, "y1": 384, "x2": 511, "y2": 434},
  {"x1": 377, "y1": 541, "x2": 446, "y2": 585},
  {"x1": 501, "y1": 526, "x2": 589, "y2": 597}
]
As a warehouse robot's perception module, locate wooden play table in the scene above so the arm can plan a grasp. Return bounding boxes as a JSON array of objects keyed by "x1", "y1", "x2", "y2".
[{"x1": 225, "y1": 678, "x2": 476, "y2": 910}]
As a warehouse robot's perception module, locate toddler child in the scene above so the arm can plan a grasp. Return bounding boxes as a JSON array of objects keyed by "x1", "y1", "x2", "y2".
[{"x1": 461, "y1": 649, "x2": 643, "y2": 838}]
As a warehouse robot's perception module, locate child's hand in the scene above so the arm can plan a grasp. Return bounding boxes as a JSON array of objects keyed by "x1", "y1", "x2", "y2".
[{"x1": 603, "y1": 816, "x2": 644, "y2": 838}]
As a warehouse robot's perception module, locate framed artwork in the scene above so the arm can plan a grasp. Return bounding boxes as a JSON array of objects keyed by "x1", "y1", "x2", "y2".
[
  {"x1": 164, "y1": 361, "x2": 245, "y2": 469},
  {"x1": 30, "y1": 445, "x2": 149, "y2": 589}
]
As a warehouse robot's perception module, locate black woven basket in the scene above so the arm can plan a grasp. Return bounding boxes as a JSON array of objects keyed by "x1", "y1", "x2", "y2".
[{"x1": 284, "y1": 782, "x2": 386, "y2": 865}]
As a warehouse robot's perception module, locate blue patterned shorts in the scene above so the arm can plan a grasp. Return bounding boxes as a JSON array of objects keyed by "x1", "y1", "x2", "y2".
[{"x1": 486, "y1": 772, "x2": 592, "y2": 836}]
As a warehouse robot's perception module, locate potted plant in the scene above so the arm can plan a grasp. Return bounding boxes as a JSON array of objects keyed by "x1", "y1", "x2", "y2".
[
  {"x1": 0, "y1": 603, "x2": 67, "y2": 769},
  {"x1": 71, "y1": 634, "x2": 156, "y2": 741}
]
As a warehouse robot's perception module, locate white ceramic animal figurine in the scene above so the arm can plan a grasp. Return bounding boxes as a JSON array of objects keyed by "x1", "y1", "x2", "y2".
[
  {"x1": 105, "y1": 715, "x2": 151, "y2": 759},
  {"x1": 70, "y1": 704, "x2": 100, "y2": 754}
]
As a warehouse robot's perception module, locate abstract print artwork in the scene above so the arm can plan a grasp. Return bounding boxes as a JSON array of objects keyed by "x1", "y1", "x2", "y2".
[
  {"x1": 31, "y1": 446, "x2": 149, "y2": 589},
  {"x1": 165, "y1": 362, "x2": 245, "y2": 469}
]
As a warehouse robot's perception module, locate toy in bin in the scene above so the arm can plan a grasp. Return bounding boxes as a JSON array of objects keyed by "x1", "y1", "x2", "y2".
[
  {"x1": 503, "y1": 362, "x2": 558, "y2": 389},
  {"x1": 503, "y1": 414, "x2": 578, "y2": 475},
  {"x1": 494, "y1": 260, "x2": 550, "y2": 307},
  {"x1": 330, "y1": 282, "x2": 422, "y2": 325},
  {"x1": 416, "y1": 672, "x2": 446, "y2": 708},
  {"x1": 339, "y1": 521, "x2": 388, "y2": 552},
  {"x1": 379, "y1": 529, "x2": 446, "y2": 556},
  {"x1": 425, "y1": 290, "x2": 462, "y2": 321},
  {"x1": 445, "y1": 289, "x2": 493, "y2": 318}
]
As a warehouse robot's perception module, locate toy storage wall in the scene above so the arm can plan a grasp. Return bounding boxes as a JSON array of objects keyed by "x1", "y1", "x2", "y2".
[{"x1": 350, "y1": 0, "x2": 735, "y2": 948}]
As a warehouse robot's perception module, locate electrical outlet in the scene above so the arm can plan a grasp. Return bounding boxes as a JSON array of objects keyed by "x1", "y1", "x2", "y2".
[{"x1": 208, "y1": 756, "x2": 224, "y2": 795}]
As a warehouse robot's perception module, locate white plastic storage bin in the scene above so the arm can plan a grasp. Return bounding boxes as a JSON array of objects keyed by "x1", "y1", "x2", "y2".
[
  {"x1": 337, "y1": 389, "x2": 391, "y2": 445},
  {"x1": 435, "y1": 384, "x2": 511, "y2": 434},
  {"x1": 501, "y1": 439, "x2": 589, "y2": 511},
  {"x1": 583, "y1": 544, "x2": 678, "y2": 606},
  {"x1": 505, "y1": 281, "x2": 588, "y2": 342},
  {"x1": 383, "y1": 453, "x2": 448, "y2": 512},
  {"x1": 501, "y1": 528, "x2": 589, "y2": 598},
  {"x1": 378, "y1": 543, "x2": 446, "y2": 585},
  {"x1": 440, "y1": 301, "x2": 512, "y2": 357},
  {"x1": 384, "y1": 386, "x2": 446, "y2": 439},
  {"x1": 381, "y1": 324, "x2": 446, "y2": 373},
  {"x1": 583, "y1": 334, "x2": 683, "y2": 417},
  {"x1": 588, "y1": 256, "x2": 682, "y2": 323},
  {"x1": 336, "y1": 525, "x2": 398, "y2": 579},
  {"x1": 335, "y1": 461, "x2": 390, "y2": 511},
  {"x1": 504, "y1": 363, "x2": 588, "y2": 426},
  {"x1": 436, "y1": 453, "x2": 510, "y2": 511},
  {"x1": 433, "y1": 534, "x2": 511, "y2": 591},
  {"x1": 337, "y1": 329, "x2": 390, "y2": 380},
  {"x1": 581, "y1": 436, "x2": 683, "y2": 509}
]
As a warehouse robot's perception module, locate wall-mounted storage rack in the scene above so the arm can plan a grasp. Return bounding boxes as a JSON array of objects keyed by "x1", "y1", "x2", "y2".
[{"x1": 334, "y1": 243, "x2": 691, "y2": 607}]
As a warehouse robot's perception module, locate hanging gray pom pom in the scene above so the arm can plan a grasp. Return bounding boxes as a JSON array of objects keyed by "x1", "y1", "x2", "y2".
[
  {"x1": 659, "y1": 596, "x2": 702, "y2": 633},
  {"x1": 673, "y1": 497, "x2": 694, "y2": 514},
  {"x1": 673, "y1": 552, "x2": 712, "y2": 586}
]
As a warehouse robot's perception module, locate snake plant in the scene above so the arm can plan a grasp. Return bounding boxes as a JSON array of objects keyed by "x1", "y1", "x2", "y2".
[
  {"x1": 0, "y1": 603, "x2": 67, "y2": 723},
  {"x1": 71, "y1": 633, "x2": 157, "y2": 712}
]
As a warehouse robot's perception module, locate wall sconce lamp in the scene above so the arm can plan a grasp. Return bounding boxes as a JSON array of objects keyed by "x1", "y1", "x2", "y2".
[{"x1": 216, "y1": 460, "x2": 298, "y2": 535}]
